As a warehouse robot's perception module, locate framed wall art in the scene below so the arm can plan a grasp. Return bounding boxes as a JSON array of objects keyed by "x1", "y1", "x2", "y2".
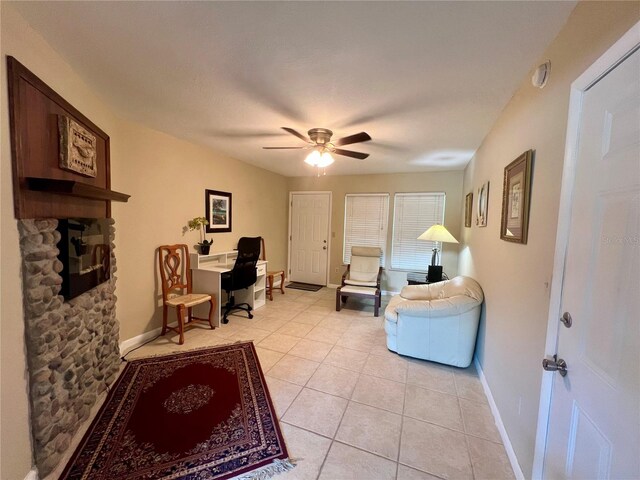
[
  {"x1": 464, "y1": 192, "x2": 473, "y2": 228},
  {"x1": 476, "y1": 181, "x2": 489, "y2": 227},
  {"x1": 500, "y1": 150, "x2": 533, "y2": 244},
  {"x1": 58, "y1": 115, "x2": 97, "y2": 177},
  {"x1": 205, "y1": 190, "x2": 232, "y2": 233}
]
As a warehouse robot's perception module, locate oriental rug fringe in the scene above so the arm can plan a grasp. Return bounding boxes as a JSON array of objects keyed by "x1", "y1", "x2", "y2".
[{"x1": 60, "y1": 342, "x2": 292, "y2": 480}]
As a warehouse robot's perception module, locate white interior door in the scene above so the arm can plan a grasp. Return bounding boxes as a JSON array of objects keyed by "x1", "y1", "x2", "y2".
[
  {"x1": 542, "y1": 47, "x2": 639, "y2": 479},
  {"x1": 289, "y1": 192, "x2": 330, "y2": 285}
]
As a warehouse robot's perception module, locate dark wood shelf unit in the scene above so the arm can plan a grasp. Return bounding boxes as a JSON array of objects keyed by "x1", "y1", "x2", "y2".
[{"x1": 25, "y1": 177, "x2": 130, "y2": 203}]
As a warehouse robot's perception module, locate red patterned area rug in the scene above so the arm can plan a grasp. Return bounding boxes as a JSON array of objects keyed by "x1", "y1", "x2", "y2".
[{"x1": 60, "y1": 342, "x2": 293, "y2": 480}]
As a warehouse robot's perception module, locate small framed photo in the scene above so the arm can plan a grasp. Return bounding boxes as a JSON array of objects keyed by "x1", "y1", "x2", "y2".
[
  {"x1": 500, "y1": 150, "x2": 533, "y2": 244},
  {"x1": 464, "y1": 192, "x2": 473, "y2": 228},
  {"x1": 476, "y1": 181, "x2": 489, "y2": 227},
  {"x1": 205, "y1": 190, "x2": 232, "y2": 233}
]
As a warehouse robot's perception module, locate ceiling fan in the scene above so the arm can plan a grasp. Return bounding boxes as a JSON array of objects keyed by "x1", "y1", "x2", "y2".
[{"x1": 263, "y1": 127, "x2": 372, "y2": 162}]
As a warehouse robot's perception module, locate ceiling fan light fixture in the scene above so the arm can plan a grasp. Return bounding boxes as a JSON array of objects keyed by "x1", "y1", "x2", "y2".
[
  {"x1": 304, "y1": 150, "x2": 321, "y2": 166},
  {"x1": 266, "y1": 127, "x2": 371, "y2": 168},
  {"x1": 305, "y1": 149, "x2": 334, "y2": 168},
  {"x1": 318, "y1": 151, "x2": 334, "y2": 167}
]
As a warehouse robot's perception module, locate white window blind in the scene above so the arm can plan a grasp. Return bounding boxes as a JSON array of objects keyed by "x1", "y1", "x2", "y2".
[
  {"x1": 391, "y1": 193, "x2": 445, "y2": 271},
  {"x1": 343, "y1": 194, "x2": 389, "y2": 264}
]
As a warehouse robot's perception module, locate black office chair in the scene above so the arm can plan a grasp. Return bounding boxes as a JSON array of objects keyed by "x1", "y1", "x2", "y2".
[{"x1": 221, "y1": 236, "x2": 261, "y2": 324}]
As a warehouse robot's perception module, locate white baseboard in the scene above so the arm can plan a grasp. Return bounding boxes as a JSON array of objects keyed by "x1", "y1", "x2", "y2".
[
  {"x1": 474, "y1": 357, "x2": 525, "y2": 480},
  {"x1": 24, "y1": 469, "x2": 38, "y2": 480},
  {"x1": 119, "y1": 325, "x2": 169, "y2": 356}
]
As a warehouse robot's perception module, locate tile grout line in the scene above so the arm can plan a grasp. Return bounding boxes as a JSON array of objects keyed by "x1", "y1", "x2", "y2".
[
  {"x1": 456, "y1": 374, "x2": 478, "y2": 480},
  {"x1": 395, "y1": 368, "x2": 409, "y2": 480},
  {"x1": 312, "y1": 360, "x2": 363, "y2": 480}
]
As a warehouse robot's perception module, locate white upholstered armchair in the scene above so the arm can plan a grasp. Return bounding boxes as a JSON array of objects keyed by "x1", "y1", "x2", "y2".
[
  {"x1": 384, "y1": 276, "x2": 483, "y2": 367},
  {"x1": 336, "y1": 246, "x2": 383, "y2": 316}
]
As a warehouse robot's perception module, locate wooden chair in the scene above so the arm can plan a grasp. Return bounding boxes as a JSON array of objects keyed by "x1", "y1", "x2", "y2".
[
  {"x1": 158, "y1": 244, "x2": 216, "y2": 344},
  {"x1": 336, "y1": 246, "x2": 383, "y2": 316},
  {"x1": 260, "y1": 237, "x2": 285, "y2": 301},
  {"x1": 91, "y1": 243, "x2": 110, "y2": 284}
]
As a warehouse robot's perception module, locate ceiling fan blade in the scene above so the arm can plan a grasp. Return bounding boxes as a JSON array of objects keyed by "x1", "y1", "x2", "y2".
[
  {"x1": 281, "y1": 127, "x2": 310, "y2": 143},
  {"x1": 333, "y1": 148, "x2": 369, "y2": 160},
  {"x1": 263, "y1": 146, "x2": 306, "y2": 149},
  {"x1": 334, "y1": 132, "x2": 372, "y2": 147}
]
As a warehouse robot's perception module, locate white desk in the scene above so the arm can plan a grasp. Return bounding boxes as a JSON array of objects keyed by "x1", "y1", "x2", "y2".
[{"x1": 190, "y1": 251, "x2": 267, "y2": 327}]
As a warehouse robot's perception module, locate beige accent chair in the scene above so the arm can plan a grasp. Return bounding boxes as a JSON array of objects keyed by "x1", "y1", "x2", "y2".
[
  {"x1": 336, "y1": 246, "x2": 383, "y2": 316},
  {"x1": 384, "y1": 276, "x2": 483, "y2": 367}
]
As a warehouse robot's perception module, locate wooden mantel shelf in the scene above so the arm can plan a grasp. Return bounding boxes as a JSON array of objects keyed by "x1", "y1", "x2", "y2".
[{"x1": 25, "y1": 177, "x2": 131, "y2": 202}]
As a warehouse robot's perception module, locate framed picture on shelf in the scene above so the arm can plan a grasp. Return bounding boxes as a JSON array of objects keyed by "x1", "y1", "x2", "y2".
[
  {"x1": 476, "y1": 181, "x2": 489, "y2": 227},
  {"x1": 500, "y1": 150, "x2": 533, "y2": 244},
  {"x1": 464, "y1": 192, "x2": 473, "y2": 228},
  {"x1": 205, "y1": 190, "x2": 232, "y2": 233}
]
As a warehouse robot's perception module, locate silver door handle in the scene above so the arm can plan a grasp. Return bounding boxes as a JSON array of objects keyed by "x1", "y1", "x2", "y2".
[
  {"x1": 561, "y1": 312, "x2": 572, "y2": 328},
  {"x1": 542, "y1": 355, "x2": 568, "y2": 377}
]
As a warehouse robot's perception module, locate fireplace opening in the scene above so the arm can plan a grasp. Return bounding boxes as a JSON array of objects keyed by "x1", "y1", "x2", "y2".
[{"x1": 57, "y1": 218, "x2": 111, "y2": 300}]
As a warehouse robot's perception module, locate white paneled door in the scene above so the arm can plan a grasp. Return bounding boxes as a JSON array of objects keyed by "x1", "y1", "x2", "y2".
[
  {"x1": 289, "y1": 192, "x2": 330, "y2": 285},
  {"x1": 543, "y1": 47, "x2": 639, "y2": 478}
]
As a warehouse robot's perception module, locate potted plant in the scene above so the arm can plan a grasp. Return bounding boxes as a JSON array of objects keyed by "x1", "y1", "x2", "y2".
[{"x1": 188, "y1": 216, "x2": 213, "y2": 255}]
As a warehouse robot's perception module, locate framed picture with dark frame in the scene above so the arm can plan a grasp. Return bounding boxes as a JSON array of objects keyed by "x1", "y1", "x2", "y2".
[
  {"x1": 205, "y1": 190, "x2": 232, "y2": 233},
  {"x1": 464, "y1": 192, "x2": 473, "y2": 228},
  {"x1": 500, "y1": 150, "x2": 533, "y2": 244}
]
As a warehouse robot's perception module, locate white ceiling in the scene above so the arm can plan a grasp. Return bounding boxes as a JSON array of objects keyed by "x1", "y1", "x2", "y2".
[{"x1": 13, "y1": 1, "x2": 576, "y2": 177}]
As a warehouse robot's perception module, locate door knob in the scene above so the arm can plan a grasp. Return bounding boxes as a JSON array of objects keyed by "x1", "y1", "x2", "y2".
[
  {"x1": 542, "y1": 355, "x2": 568, "y2": 377},
  {"x1": 323, "y1": 246, "x2": 327, "y2": 250},
  {"x1": 560, "y1": 312, "x2": 572, "y2": 328}
]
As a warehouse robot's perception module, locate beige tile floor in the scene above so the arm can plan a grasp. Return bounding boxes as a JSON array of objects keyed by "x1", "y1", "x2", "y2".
[{"x1": 127, "y1": 287, "x2": 515, "y2": 480}]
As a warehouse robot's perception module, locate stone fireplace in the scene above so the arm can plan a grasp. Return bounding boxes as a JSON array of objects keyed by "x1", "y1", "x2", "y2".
[
  {"x1": 19, "y1": 218, "x2": 121, "y2": 476},
  {"x1": 8, "y1": 58, "x2": 130, "y2": 477}
]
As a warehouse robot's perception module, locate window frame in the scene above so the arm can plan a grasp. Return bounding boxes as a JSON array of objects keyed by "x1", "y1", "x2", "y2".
[
  {"x1": 343, "y1": 193, "x2": 389, "y2": 265},
  {"x1": 390, "y1": 192, "x2": 446, "y2": 272}
]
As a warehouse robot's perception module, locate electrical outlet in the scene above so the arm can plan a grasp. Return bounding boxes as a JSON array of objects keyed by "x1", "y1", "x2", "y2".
[{"x1": 335, "y1": 268, "x2": 339, "y2": 273}]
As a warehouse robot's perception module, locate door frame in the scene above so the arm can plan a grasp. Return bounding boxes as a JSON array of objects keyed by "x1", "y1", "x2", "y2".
[
  {"x1": 287, "y1": 191, "x2": 332, "y2": 286},
  {"x1": 532, "y1": 21, "x2": 640, "y2": 479}
]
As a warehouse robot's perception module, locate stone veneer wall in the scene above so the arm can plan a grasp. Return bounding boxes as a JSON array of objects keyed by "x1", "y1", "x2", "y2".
[{"x1": 18, "y1": 219, "x2": 121, "y2": 476}]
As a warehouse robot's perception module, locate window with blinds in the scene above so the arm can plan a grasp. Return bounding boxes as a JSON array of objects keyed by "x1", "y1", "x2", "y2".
[
  {"x1": 391, "y1": 192, "x2": 446, "y2": 271},
  {"x1": 343, "y1": 194, "x2": 389, "y2": 264}
]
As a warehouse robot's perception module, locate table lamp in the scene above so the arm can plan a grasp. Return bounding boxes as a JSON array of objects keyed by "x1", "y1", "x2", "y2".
[{"x1": 417, "y1": 224, "x2": 459, "y2": 282}]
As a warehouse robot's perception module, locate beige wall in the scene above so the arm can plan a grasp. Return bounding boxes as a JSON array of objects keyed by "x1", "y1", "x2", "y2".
[
  {"x1": 110, "y1": 122, "x2": 288, "y2": 341},
  {"x1": 458, "y1": 2, "x2": 639, "y2": 476},
  {"x1": 0, "y1": 5, "x2": 288, "y2": 478},
  {"x1": 287, "y1": 171, "x2": 464, "y2": 292}
]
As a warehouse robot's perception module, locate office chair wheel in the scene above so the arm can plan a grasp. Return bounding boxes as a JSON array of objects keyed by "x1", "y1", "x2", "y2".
[
  {"x1": 222, "y1": 317, "x2": 229, "y2": 324},
  {"x1": 248, "y1": 313, "x2": 253, "y2": 319}
]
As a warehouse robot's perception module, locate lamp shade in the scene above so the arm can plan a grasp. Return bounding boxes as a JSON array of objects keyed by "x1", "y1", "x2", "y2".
[{"x1": 417, "y1": 224, "x2": 459, "y2": 244}]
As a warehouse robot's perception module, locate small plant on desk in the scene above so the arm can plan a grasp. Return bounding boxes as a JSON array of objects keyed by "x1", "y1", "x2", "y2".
[{"x1": 187, "y1": 216, "x2": 213, "y2": 254}]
